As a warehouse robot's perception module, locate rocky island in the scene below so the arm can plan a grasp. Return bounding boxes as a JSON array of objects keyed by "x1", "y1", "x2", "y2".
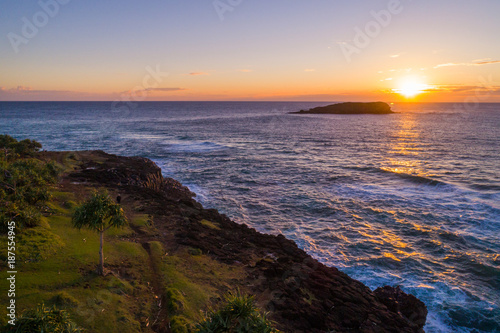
[
  {"x1": 1, "y1": 147, "x2": 426, "y2": 332},
  {"x1": 291, "y1": 102, "x2": 394, "y2": 115}
]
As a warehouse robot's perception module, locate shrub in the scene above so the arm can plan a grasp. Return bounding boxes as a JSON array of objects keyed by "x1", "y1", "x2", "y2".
[
  {"x1": 0, "y1": 135, "x2": 42, "y2": 158},
  {"x1": 0, "y1": 136, "x2": 60, "y2": 233},
  {"x1": 195, "y1": 292, "x2": 278, "y2": 333},
  {"x1": 1, "y1": 303, "x2": 84, "y2": 333}
]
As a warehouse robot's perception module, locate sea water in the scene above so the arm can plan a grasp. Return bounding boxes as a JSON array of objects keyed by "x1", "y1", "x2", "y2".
[{"x1": 1, "y1": 101, "x2": 498, "y2": 332}]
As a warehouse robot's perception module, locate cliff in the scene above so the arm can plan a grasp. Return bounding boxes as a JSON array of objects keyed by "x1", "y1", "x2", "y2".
[
  {"x1": 291, "y1": 102, "x2": 394, "y2": 115},
  {"x1": 36, "y1": 150, "x2": 426, "y2": 332}
]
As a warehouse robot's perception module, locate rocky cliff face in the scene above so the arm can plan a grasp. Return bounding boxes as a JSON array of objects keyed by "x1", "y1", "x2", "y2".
[
  {"x1": 68, "y1": 150, "x2": 196, "y2": 201},
  {"x1": 65, "y1": 150, "x2": 427, "y2": 332}
]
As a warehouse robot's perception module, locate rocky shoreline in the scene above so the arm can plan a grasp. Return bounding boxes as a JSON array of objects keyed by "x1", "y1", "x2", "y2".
[{"x1": 43, "y1": 150, "x2": 427, "y2": 332}]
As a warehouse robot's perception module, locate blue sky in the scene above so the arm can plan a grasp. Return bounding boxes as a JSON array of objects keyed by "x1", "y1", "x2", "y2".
[{"x1": 1, "y1": 0, "x2": 499, "y2": 101}]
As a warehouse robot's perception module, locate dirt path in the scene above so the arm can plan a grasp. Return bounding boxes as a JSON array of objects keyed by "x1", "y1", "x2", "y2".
[{"x1": 141, "y1": 242, "x2": 170, "y2": 333}]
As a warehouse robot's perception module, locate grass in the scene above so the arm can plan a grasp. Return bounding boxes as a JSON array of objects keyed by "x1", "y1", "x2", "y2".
[
  {"x1": 0, "y1": 189, "x2": 156, "y2": 332},
  {"x1": 0, "y1": 151, "x2": 254, "y2": 332},
  {"x1": 148, "y1": 242, "x2": 246, "y2": 330},
  {"x1": 199, "y1": 219, "x2": 221, "y2": 230},
  {"x1": 127, "y1": 214, "x2": 157, "y2": 236}
]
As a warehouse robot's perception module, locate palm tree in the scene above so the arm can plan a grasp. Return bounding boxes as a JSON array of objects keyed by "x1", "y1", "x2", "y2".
[{"x1": 72, "y1": 190, "x2": 127, "y2": 275}]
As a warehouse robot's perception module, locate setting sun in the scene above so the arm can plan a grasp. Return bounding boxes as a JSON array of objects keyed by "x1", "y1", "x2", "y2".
[{"x1": 393, "y1": 78, "x2": 430, "y2": 98}]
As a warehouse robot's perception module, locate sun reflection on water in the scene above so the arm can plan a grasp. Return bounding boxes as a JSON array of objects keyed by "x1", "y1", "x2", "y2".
[{"x1": 383, "y1": 114, "x2": 429, "y2": 177}]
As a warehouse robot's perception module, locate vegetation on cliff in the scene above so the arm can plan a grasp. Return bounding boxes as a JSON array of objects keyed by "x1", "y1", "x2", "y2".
[
  {"x1": 0, "y1": 135, "x2": 59, "y2": 233},
  {"x1": 196, "y1": 292, "x2": 278, "y2": 332},
  {"x1": 0, "y1": 144, "x2": 426, "y2": 332}
]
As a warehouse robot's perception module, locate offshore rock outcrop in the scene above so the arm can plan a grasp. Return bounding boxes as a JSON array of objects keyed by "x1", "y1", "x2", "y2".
[
  {"x1": 291, "y1": 102, "x2": 394, "y2": 114},
  {"x1": 59, "y1": 150, "x2": 426, "y2": 332}
]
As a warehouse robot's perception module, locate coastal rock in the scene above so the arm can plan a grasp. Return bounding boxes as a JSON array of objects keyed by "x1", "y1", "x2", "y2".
[
  {"x1": 66, "y1": 150, "x2": 196, "y2": 201},
  {"x1": 374, "y1": 286, "x2": 428, "y2": 331},
  {"x1": 291, "y1": 102, "x2": 394, "y2": 114},
  {"x1": 54, "y1": 150, "x2": 426, "y2": 332}
]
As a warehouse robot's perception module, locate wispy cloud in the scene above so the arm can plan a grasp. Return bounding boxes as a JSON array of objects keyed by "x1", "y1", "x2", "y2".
[
  {"x1": 119, "y1": 87, "x2": 186, "y2": 94},
  {"x1": 144, "y1": 87, "x2": 186, "y2": 92},
  {"x1": 238, "y1": 69, "x2": 253, "y2": 73},
  {"x1": 475, "y1": 60, "x2": 500, "y2": 65},
  {"x1": 446, "y1": 84, "x2": 499, "y2": 93},
  {"x1": 304, "y1": 69, "x2": 316, "y2": 72},
  {"x1": 1, "y1": 86, "x2": 72, "y2": 94},
  {"x1": 389, "y1": 53, "x2": 402, "y2": 58},
  {"x1": 187, "y1": 72, "x2": 209, "y2": 76},
  {"x1": 421, "y1": 84, "x2": 500, "y2": 94},
  {"x1": 0, "y1": 85, "x2": 188, "y2": 101},
  {"x1": 383, "y1": 83, "x2": 500, "y2": 96},
  {"x1": 434, "y1": 59, "x2": 500, "y2": 68}
]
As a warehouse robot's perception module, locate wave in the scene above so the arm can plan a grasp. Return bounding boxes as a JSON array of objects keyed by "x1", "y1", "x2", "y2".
[
  {"x1": 387, "y1": 172, "x2": 448, "y2": 187},
  {"x1": 164, "y1": 140, "x2": 229, "y2": 153},
  {"x1": 348, "y1": 166, "x2": 450, "y2": 187},
  {"x1": 470, "y1": 184, "x2": 500, "y2": 192}
]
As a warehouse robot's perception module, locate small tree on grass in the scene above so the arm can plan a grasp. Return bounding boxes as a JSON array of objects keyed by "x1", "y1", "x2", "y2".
[{"x1": 72, "y1": 190, "x2": 127, "y2": 275}]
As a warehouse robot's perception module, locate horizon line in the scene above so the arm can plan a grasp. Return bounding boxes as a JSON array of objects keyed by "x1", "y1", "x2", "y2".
[{"x1": 1, "y1": 100, "x2": 497, "y2": 104}]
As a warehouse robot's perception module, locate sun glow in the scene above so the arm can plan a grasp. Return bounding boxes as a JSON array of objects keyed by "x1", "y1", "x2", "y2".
[{"x1": 393, "y1": 78, "x2": 430, "y2": 98}]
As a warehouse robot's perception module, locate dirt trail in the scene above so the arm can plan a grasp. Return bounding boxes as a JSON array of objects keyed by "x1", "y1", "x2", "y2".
[{"x1": 141, "y1": 242, "x2": 170, "y2": 333}]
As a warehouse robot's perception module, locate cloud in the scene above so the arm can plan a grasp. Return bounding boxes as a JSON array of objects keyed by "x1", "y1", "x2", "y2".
[
  {"x1": 475, "y1": 60, "x2": 500, "y2": 65},
  {"x1": 434, "y1": 59, "x2": 500, "y2": 68},
  {"x1": 388, "y1": 84, "x2": 500, "y2": 95},
  {"x1": 188, "y1": 72, "x2": 209, "y2": 76},
  {"x1": 118, "y1": 87, "x2": 186, "y2": 95},
  {"x1": 304, "y1": 69, "x2": 316, "y2": 72},
  {"x1": 0, "y1": 86, "x2": 72, "y2": 94},
  {"x1": 143, "y1": 87, "x2": 186, "y2": 92},
  {"x1": 431, "y1": 84, "x2": 500, "y2": 94},
  {"x1": 238, "y1": 69, "x2": 253, "y2": 72},
  {"x1": 389, "y1": 54, "x2": 401, "y2": 58}
]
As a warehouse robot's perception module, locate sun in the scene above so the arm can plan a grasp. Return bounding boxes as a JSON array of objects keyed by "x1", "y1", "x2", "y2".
[{"x1": 393, "y1": 78, "x2": 430, "y2": 98}]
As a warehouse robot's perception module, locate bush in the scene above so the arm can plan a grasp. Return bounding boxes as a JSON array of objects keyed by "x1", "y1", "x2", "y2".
[
  {"x1": 1, "y1": 303, "x2": 84, "y2": 333},
  {"x1": 0, "y1": 136, "x2": 59, "y2": 233},
  {"x1": 195, "y1": 292, "x2": 278, "y2": 333},
  {"x1": 0, "y1": 135, "x2": 42, "y2": 158}
]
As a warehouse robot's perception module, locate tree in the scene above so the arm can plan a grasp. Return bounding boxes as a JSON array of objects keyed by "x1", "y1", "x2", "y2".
[{"x1": 72, "y1": 190, "x2": 127, "y2": 275}]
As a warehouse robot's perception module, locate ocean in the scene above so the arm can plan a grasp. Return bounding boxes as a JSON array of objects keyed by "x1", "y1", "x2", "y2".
[{"x1": 1, "y1": 101, "x2": 498, "y2": 332}]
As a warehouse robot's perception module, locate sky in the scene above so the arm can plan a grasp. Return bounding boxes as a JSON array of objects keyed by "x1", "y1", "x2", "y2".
[{"x1": 1, "y1": 0, "x2": 500, "y2": 102}]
